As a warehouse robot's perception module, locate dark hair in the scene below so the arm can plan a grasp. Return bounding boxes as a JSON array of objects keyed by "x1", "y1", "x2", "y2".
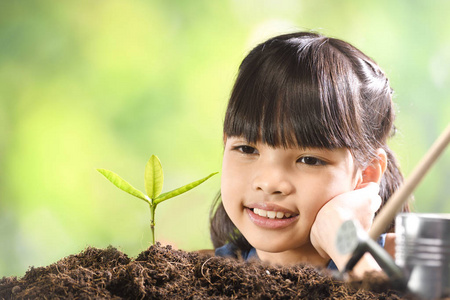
[{"x1": 210, "y1": 32, "x2": 410, "y2": 251}]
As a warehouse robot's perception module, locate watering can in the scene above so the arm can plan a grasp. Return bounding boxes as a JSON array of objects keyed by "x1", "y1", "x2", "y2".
[
  {"x1": 336, "y1": 124, "x2": 450, "y2": 299},
  {"x1": 337, "y1": 214, "x2": 450, "y2": 299}
]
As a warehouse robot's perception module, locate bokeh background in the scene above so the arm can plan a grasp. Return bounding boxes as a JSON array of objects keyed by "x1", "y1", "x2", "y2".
[{"x1": 1, "y1": 0, "x2": 449, "y2": 277}]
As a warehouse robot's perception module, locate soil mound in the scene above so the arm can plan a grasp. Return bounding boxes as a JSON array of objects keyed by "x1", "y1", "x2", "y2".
[{"x1": 1, "y1": 243, "x2": 417, "y2": 299}]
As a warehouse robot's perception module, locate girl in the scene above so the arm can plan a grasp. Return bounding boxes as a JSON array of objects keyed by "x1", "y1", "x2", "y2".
[{"x1": 210, "y1": 31, "x2": 410, "y2": 276}]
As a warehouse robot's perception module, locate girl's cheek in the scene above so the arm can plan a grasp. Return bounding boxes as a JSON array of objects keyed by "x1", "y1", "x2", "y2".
[
  {"x1": 318, "y1": 176, "x2": 356, "y2": 206},
  {"x1": 220, "y1": 165, "x2": 237, "y2": 203}
]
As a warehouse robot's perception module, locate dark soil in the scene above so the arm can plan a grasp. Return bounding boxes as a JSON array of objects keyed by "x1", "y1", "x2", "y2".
[{"x1": 0, "y1": 243, "x2": 419, "y2": 299}]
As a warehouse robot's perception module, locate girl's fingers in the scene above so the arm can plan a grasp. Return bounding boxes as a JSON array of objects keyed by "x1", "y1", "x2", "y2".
[
  {"x1": 358, "y1": 182, "x2": 382, "y2": 212},
  {"x1": 311, "y1": 182, "x2": 382, "y2": 258}
]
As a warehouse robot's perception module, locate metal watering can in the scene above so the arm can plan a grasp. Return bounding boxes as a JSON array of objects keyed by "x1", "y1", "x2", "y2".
[
  {"x1": 336, "y1": 124, "x2": 450, "y2": 299},
  {"x1": 337, "y1": 214, "x2": 450, "y2": 299}
]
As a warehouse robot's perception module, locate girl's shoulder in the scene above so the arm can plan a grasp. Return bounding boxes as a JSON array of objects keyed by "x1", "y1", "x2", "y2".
[
  {"x1": 215, "y1": 243, "x2": 258, "y2": 261},
  {"x1": 215, "y1": 243, "x2": 238, "y2": 258}
]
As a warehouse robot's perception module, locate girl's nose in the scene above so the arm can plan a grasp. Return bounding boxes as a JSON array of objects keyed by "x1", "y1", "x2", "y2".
[{"x1": 251, "y1": 168, "x2": 294, "y2": 195}]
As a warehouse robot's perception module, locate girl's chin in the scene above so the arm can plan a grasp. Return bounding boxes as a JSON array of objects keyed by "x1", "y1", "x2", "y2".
[
  {"x1": 247, "y1": 240, "x2": 325, "y2": 266},
  {"x1": 252, "y1": 244, "x2": 292, "y2": 254}
]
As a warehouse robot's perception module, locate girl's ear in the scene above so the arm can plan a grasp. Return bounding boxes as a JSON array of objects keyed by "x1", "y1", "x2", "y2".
[{"x1": 356, "y1": 148, "x2": 387, "y2": 188}]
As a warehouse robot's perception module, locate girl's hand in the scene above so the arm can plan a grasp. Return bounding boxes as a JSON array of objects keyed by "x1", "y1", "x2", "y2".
[{"x1": 310, "y1": 182, "x2": 382, "y2": 273}]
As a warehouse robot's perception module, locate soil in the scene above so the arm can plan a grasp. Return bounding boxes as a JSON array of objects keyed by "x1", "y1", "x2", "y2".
[{"x1": 0, "y1": 243, "x2": 421, "y2": 299}]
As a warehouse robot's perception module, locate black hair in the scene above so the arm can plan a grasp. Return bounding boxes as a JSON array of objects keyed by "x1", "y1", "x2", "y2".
[{"x1": 210, "y1": 32, "x2": 410, "y2": 251}]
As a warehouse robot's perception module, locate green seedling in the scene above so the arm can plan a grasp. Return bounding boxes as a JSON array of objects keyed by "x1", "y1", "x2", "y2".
[{"x1": 97, "y1": 155, "x2": 218, "y2": 245}]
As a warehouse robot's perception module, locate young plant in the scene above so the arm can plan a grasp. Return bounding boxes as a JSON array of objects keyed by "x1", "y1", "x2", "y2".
[{"x1": 97, "y1": 155, "x2": 218, "y2": 245}]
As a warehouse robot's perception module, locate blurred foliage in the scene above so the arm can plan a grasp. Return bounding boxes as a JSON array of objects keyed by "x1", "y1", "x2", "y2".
[{"x1": 0, "y1": 0, "x2": 449, "y2": 277}]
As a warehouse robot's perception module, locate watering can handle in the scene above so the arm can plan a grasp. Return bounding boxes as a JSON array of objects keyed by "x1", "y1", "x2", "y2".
[
  {"x1": 337, "y1": 220, "x2": 407, "y2": 290},
  {"x1": 369, "y1": 123, "x2": 450, "y2": 240},
  {"x1": 344, "y1": 235, "x2": 406, "y2": 289}
]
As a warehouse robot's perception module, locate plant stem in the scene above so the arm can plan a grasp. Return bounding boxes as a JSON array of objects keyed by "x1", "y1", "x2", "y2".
[{"x1": 149, "y1": 204, "x2": 156, "y2": 245}]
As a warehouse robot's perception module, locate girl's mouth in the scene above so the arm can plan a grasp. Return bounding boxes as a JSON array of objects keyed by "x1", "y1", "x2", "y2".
[
  {"x1": 252, "y1": 208, "x2": 293, "y2": 219},
  {"x1": 245, "y1": 207, "x2": 299, "y2": 229}
]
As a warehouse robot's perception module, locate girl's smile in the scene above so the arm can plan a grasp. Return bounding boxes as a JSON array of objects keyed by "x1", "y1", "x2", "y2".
[
  {"x1": 244, "y1": 201, "x2": 300, "y2": 229},
  {"x1": 221, "y1": 136, "x2": 362, "y2": 265},
  {"x1": 246, "y1": 207, "x2": 300, "y2": 229}
]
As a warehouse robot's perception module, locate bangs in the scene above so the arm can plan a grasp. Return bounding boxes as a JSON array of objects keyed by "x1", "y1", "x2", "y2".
[{"x1": 224, "y1": 34, "x2": 364, "y2": 151}]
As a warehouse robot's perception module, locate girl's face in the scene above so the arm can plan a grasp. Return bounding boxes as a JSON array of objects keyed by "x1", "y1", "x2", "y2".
[{"x1": 221, "y1": 136, "x2": 362, "y2": 264}]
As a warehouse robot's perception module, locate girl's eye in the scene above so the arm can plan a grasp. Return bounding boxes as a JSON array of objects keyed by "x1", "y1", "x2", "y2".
[
  {"x1": 234, "y1": 145, "x2": 258, "y2": 154},
  {"x1": 297, "y1": 156, "x2": 326, "y2": 166}
]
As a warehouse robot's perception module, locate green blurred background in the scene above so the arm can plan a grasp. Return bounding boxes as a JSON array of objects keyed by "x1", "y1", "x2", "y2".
[{"x1": 1, "y1": 0, "x2": 449, "y2": 277}]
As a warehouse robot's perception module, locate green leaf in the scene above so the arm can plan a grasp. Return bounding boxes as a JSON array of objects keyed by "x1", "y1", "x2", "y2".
[
  {"x1": 97, "y1": 168, "x2": 149, "y2": 203},
  {"x1": 145, "y1": 155, "x2": 164, "y2": 199},
  {"x1": 154, "y1": 172, "x2": 218, "y2": 205}
]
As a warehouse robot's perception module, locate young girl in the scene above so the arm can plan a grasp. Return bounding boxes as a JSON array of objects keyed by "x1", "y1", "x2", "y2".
[{"x1": 210, "y1": 31, "x2": 410, "y2": 276}]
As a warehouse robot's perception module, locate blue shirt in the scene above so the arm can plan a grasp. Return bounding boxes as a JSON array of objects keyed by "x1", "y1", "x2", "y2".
[{"x1": 215, "y1": 234, "x2": 387, "y2": 270}]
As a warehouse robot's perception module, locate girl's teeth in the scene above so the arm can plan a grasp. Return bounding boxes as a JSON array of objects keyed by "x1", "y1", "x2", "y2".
[
  {"x1": 253, "y1": 208, "x2": 292, "y2": 219},
  {"x1": 267, "y1": 211, "x2": 276, "y2": 219},
  {"x1": 254, "y1": 208, "x2": 267, "y2": 217}
]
